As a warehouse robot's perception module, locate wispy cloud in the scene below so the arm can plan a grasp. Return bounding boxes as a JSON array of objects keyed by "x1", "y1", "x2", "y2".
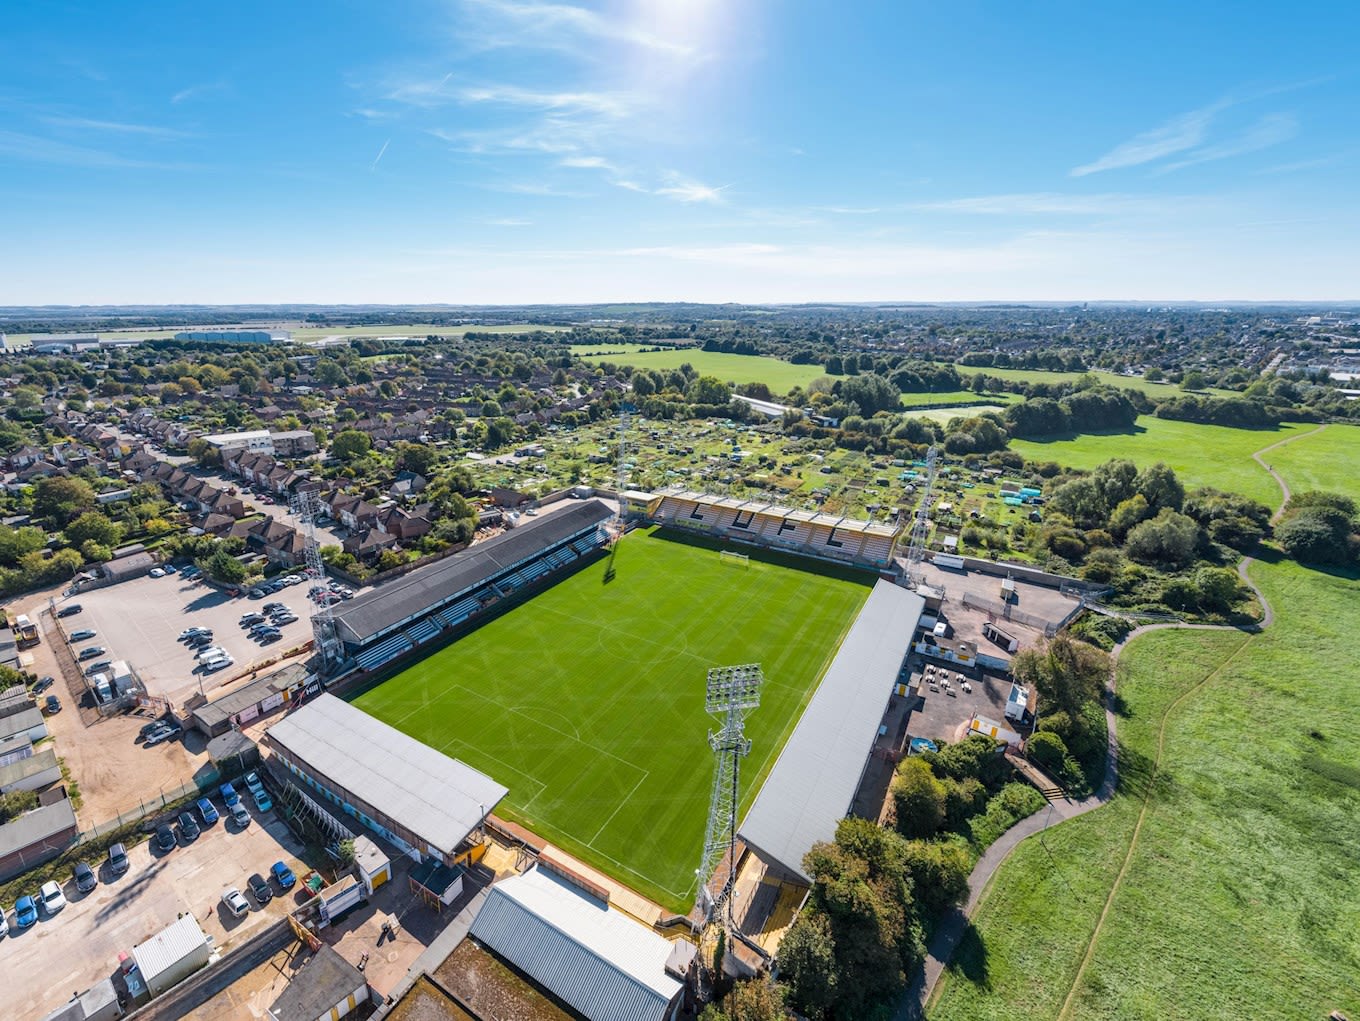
[
  {"x1": 41, "y1": 116, "x2": 187, "y2": 138},
  {"x1": 0, "y1": 130, "x2": 191, "y2": 170},
  {"x1": 459, "y1": 84, "x2": 635, "y2": 118},
  {"x1": 461, "y1": 0, "x2": 698, "y2": 59},
  {"x1": 559, "y1": 155, "x2": 615, "y2": 170},
  {"x1": 1071, "y1": 100, "x2": 1228, "y2": 177},
  {"x1": 482, "y1": 217, "x2": 533, "y2": 226},
  {"x1": 1159, "y1": 113, "x2": 1297, "y2": 172},
  {"x1": 370, "y1": 138, "x2": 390, "y2": 170},
  {"x1": 171, "y1": 81, "x2": 228, "y2": 105},
  {"x1": 1253, "y1": 155, "x2": 1339, "y2": 176},
  {"x1": 914, "y1": 192, "x2": 1189, "y2": 216},
  {"x1": 654, "y1": 172, "x2": 724, "y2": 204}
]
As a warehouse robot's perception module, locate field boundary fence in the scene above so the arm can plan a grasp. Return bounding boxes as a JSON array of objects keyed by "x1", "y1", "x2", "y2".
[{"x1": 78, "y1": 770, "x2": 223, "y2": 844}]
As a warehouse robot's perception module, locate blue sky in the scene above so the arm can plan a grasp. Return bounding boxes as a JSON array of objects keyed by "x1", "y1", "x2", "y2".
[{"x1": 2, "y1": 0, "x2": 1357, "y2": 304}]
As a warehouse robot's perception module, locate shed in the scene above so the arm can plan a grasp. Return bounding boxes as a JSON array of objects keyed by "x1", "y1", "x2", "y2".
[
  {"x1": 132, "y1": 914, "x2": 214, "y2": 996},
  {"x1": 100, "y1": 551, "x2": 157, "y2": 583},
  {"x1": 0, "y1": 688, "x2": 36, "y2": 721},
  {"x1": 205, "y1": 729, "x2": 259, "y2": 771},
  {"x1": 0, "y1": 746, "x2": 61, "y2": 794},
  {"x1": 191, "y1": 662, "x2": 311, "y2": 736},
  {"x1": 0, "y1": 731, "x2": 33, "y2": 766},
  {"x1": 38, "y1": 978, "x2": 123, "y2": 1021},
  {"x1": 409, "y1": 859, "x2": 464, "y2": 910},
  {"x1": 268, "y1": 944, "x2": 368, "y2": 1021},
  {"x1": 352, "y1": 834, "x2": 391, "y2": 894},
  {"x1": 0, "y1": 706, "x2": 49, "y2": 748},
  {"x1": 469, "y1": 865, "x2": 685, "y2": 1021},
  {"x1": 0, "y1": 797, "x2": 79, "y2": 881}
]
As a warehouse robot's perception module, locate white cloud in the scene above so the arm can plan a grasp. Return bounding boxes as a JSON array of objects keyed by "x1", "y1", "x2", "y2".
[
  {"x1": 482, "y1": 217, "x2": 533, "y2": 226},
  {"x1": 914, "y1": 192, "x2": 1190, "y2": 216},
  {"x1": 559, "y1": 155, "x2": 616, "y2": 170},
  {"x1": 1071, "y1": 100, "x2": 1227, "y2": 176},
  {"x1": 654, "y1": 172, "x2": 724, "y2": 203},
  {"x1": 0, "y1": 129, "x2": 191, "y2": 170},
  {"x1": 462, "y1": 0, "x2": 698, "y2": 59},
  {"x1": 1159, "y1": 113, "x2": 1297, "y2": 172},
  {"x1": 458, "y1": 84, "x2": 635, "y2": 118},
  {"x1": 170, "y1": 81, "x2": 227, "y2": 105},
  {"x1": 41, "y1": 116, "x2": 187, "y2": 138}
]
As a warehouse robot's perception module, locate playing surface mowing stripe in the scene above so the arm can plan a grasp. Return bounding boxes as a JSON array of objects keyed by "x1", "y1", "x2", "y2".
[{"x1": 351, "y1": 526, "x2": 873, "y2": 911}]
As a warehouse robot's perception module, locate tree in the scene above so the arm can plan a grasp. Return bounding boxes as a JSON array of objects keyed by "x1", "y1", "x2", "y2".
[
  {"x1": 33, "y1": 476, "x2": 96, "y2": 525},
  {"x1": 0, "y1": 525, "x2": 46, "y2": 565},
  {"x1": 396, "y1": 442, "x2": 436, "y2": 477},
  {"x1": 1026, "y1": 730, "x2": 1068, "y2": 772},
  {"x1": 900, "y1": 839, "x2": 971, "y2": 917},
  {"x1": 1092, "y1": 458, "x2": 1139, "y2": 508},
  {"x1": 1012, "y1": 634, "x2": 1109, "y2": 718},
  {"x1": 1049, "y1": 477, "x2": 1107, "y2": 529},
  {"x1": 200, "y1": 547, "x2": 246, "y2": 584},
  {"x1": 1276, "y1": 513, "x2": 1352, "y2": 566},
  {"x1": 778, "y1": 910, "x2": 839, "y2": 1017},
  {"x1": 331, "y1": 429, "x2": 372, "y2": 461},
  {"x1": 1193, "y1": 566, "x2": 1240, "y2": 612},
  {"x1": 891, "y1": 757, "x2": 945, "y2": 839},
  {"x1": 1180, "y1": 370, "x2": 1207, "y2": 391},
  {"x1": 64, "y1": 511, "x2": 123, "y2": 550},
  {"x1": 1107, "y1": 493, "x2": 1150, "y2": 539},
  {"x1": 700, "y1": 977, "x2": 791, "y2": 1021},
  {"x1": 1125, "y1": 509, "x2": 1200, "y2": 568},
  {"x1": 687, "y1": 375, "x2": 732, "y2": 406},
  {"x1": 1134, "y1": 462, "x2": 1185, "y2": 512}
]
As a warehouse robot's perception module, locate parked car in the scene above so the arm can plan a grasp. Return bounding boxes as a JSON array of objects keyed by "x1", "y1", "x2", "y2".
[
  {"x1": 255, "y1": 631, "x2": 282, "y2": 644},
  {"x1": 195, "y1": 646, "x2": 227, "y2": 661},
  {"x1": 239, "y1": 613, "x2": 265, "y2": 627},
  {"x1": 252, "y1": 787, "x2": 273, "y2": 812},
  {"x1": 155, "y1": 824, "x2": 176, "y2": 852},
  {"x1": 203, "y1": 657, "x2": 234, "y2": 674},
  {"x1": 73, "y1": 861, "x2": 97, "y2": 894},
  {"x1": 180, "y1": 565, "x2": 202, "y2": 579},
  {"x1": 107, "y1": 842, "x2": 129, "y2": 875},
  {"x1": 43, "y1": 694, "x2": 60, "y2": 714},
  {"x1": 244, "y1": 771, "x2": 265, "y2": 795},
  {"x1": 220, "y1": 782, "x2": 240, "y2": 807},
  {"x1": 177, "y1": 811, "x2": 200, "y2": 842},
  {"x1": 139, "y1": 718, "x2": 168, "y2": 740},
  {"x1": 77, "y1": 645, "x2": 106, "y2": 661},
  {"x1": 56, "y1": 604, "x2": 82, "y2": 618},
  {"x1": 262, "y1": 602, "x2": 287, "y2": 614},
  {"x1": 221, "y1": 887, "x2": 250, "y2": 918},
  {"x1": 197, "y1": 797, "x2": 220, "y2": 825},
  {"x1": 230, "y1": 803, "x2": 251, "y2": 828},
  {"x1": 39, "y1": 880, "x2": 67, "y2": 914},
  {"x1": 271, "y1": 613, "x2": 298, "y2": 626},
  {"x1": 179, "y1": 627, "x2": 212, "y2": 641},
  {"x1": 270, "y1": 861, "x2": 297, "y2": 890},
  {"x1": 247, "y1": 588, "x2": 266, "y2": 599},
  {"x1": 14, "y1": 896, "x2": 38, "y2": 928},
  {"x1": 145, "y1": 722, "x2": 182, "y2": 746},
  {"x1": 163, "y1": 563, "x2": 177, "y2": 573},
  {"x1": 186, "y1": 634, "x2": 214, "y2": 649},
  {"x1": 0, "y1": 910, "x2": 8, "y2": 937},
  {"x1": 149, "y1": 568, "x2": 166, "y2": 578},
  {"x1": 282, "y1": 575, "x2": 303, "y2": 586},
  {"x1": 247, "y1": 873, "x2": 272, "y2": 904},
  {"x1": 69, "y1": 629, "x2": 97, "y2": 642},
  {"x1": 84, "y1": 660, "x2": 113, "y2": 676},
  {"x1": 32, "y1": 676, "x2": 55, "y2": 693}
]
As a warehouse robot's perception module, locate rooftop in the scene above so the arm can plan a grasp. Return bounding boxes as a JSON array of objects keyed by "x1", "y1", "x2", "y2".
[
  {"x1": 468, "y1": 865, "x2": 683, "y2": 1021},
  {"x1": 131, "y1": 912, "x2": 211, "y2": 983},
  {"x1": 738, "y1": 580, "x2": 924, "y2": 882},
  {"x1": 0, "y1": 798, "x2": 76, "y2": 858},
  {"x1": 268, "y1": 944, "x2": 366, "y2": 1021},
  {"x1": 331, "y1": 498, "x2": 613, "y2": 644},
  {"x1": 192, "y1": 662, "x2": 310, "y2": 731},
  {"x1": 265, "y1": 694, "x2": 507, "y2": 858}
]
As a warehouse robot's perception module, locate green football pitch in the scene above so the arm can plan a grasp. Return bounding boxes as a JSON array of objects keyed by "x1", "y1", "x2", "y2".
[{"x1": 351, "y1": 526, "x2": 874, "y2": 910}]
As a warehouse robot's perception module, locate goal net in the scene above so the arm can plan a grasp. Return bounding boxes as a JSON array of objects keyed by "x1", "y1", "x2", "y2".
[{"x1": 720, "y1": 551, "x2": 750, "y2": 568}]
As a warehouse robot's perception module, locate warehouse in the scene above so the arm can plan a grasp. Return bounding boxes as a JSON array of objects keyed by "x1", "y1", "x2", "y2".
[
  {"x1": 329, "y1": 498, "x2": 613, "y2": 672},
  {"x1": 264, "y1": 694, "x2": 507, "y2": 865},
  {"x1": 0, "y1": 797, "x2": 79, "y2": 881},
  {"x1": 131, "y1": 914, "x2": 215, "y2": 997},
  {"x1": 738, "y1": 581, "x2": 924, "y2": 883},
  {"x1": 468, "y1": 864, "x2": 687, "y2": 1021}
]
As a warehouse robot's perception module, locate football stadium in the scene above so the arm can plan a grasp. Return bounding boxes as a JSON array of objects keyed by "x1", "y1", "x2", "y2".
[{"x1": 324, "y1": 494, "x2": 920, "y2": 912}]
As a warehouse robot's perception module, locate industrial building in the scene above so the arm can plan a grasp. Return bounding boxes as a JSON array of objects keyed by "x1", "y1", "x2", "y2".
[
  {"x1": 738, "y1": 580, "x2": 924, "y2": 882},
  {"x1": 129, "y1": 913, "x2": 215, "y2": 998},
  {"x1": 468, "y1": 864, "x2": 688, "y2": 1021},
  {"x1": 0, "y1": 746, "x2": 61, "y2": 794},
  {"x1": 264, "y1": 693, "x2": 507, "y2": 865},
  {"x1": 200, "y1": 429, "x2": 275, "y2": 455},
  {"x1": 174, "y1": 328, "x2": 292, "y2": 344},
  {"x1": 267, "y1": 944, "x2": 369, "y2": 1021},
  {"x1": 328, "y1": 498, "x2": 613, "y2": 672},
  {"x1": 0, "y1": 797, "x2": 79, "y2": 881}
]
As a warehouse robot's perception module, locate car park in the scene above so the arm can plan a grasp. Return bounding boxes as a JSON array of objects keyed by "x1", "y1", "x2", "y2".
[
  {"x1": 197, "y1": 797, "x2": 220, "y2": 825},
  {"x1": 221, "y1": 887, "x2": 250, "y2": 918},
  {"x1": 155, "y1": 824, "x2": 176, "y2": 852},
  {"x1": 107, "y1": 843, "x2": 129, "y2": 875},
  {"x1": 56, "y1": 604, "x2": 83, "y2": 618},
  {"x1": 39, "y1": 881, "x2": 66, "y2": 915},
  {"x1": 220, "y1": 782, "x2": 240, "y2": 807},
  {"x1": 68, "y1": 629, "x2": 97, "y2": 642},
  {"x1": 247, "y1": 873, "x2": 272, "y2": 904},
  {"x1": 177, "y1": 811, "x2": 200, "y2": 842},
  {"x1": 43, "y1": 694, "x2": 61, "y2": 714},
  {"x1": 149, "y1": 568, "x2": 166, "y2": 578},
  {"x1": 14, "y1": 896, "x2": 38, "y2": 928},
  {"x1": 230, "y1": 803, "x2": 251, "y2": 828},
  {"x1": 73, "y1": 861, "x2": 97, "y2": 894},
  {"x1": 252, "y1": 787, "x2": 273, "y2": 812},
  {"x1": 77, "y1": 645, "x2": 106, "y2": 660},
  {"x1": 270, "y1": 861, "x2": 296, "y2": 890}
]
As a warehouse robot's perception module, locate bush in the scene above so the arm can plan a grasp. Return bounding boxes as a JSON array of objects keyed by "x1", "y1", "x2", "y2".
[
  {"x1": 892, "y1": 757, "x2": 945, "y2": 839},
  {"x1": 967, "y1": 783, "x2": 1046, "y2": 850},
  {"x1": 1026, "y1": 730, "x2": 1068, "y2": 773}
]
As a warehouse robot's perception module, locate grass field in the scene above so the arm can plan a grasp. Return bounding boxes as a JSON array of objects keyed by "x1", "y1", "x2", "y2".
[
  {"x1": 959, "y1": 365, "x2": 1238, "y2": 399},
  {"x1": 1257, "y1": 423, "x2": 1360, "y2": 505},
  {"x1": 1009, "y1": 417, "x2": 1310, "y2": 507},
  {"x1": 932, "y1": 558, "x2": 1360, "y2": 1020},
  {"x1": 579, "y1": 347, "x2": 828, "y2": 394},
  {"x1": 351, "y1": 527, "x2": 873, "y2": 910}
]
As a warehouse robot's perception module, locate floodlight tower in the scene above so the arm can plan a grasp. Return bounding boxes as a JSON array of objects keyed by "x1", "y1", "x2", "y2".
[
  {"x1": 291, "y1": 489, "x2": 341, "y2": 671},
  {"x1": 696, "y1": 664, "x2": 764, "y2": 927},
  {"x1": 903, "y1": 445, "x2": 939, "y2": 588},
  {"x1": 615, "y1": 405, "x2": 632, "y2": 523}
]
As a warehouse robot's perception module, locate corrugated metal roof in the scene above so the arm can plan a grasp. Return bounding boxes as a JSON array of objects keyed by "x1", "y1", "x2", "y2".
[
  {"x1": 0, "y1": 746, "x2": 58, "y2": 788},
  {"x1": 193, "y1": 662, "x2": 310, "y2": 729},
  {"x1": 331, "y1": 499, "x2": 613, "y2": 645},
  {"x1": 0, "y1": 707, "x2": 45, "y2": 740},
  {"x1": 470, "y1": 866, "x2": 683, "y2": 1021},
  {"x1": 0, "y1": 798, "x2": 76, "y2": 857},
  {"x1": 738, "y1": 580, "x2": 923, "y2": 882},
  {"x1": 132, "y1": 914, "x2": 210, "y2": 984},
  {"x1": 265, "y1": 694, "x2": 507, "y2": 857}
]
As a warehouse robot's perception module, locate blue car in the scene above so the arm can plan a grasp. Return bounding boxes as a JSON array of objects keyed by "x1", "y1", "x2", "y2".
[
  {"x1": 271, "y1": 861, "x2": 296, "y2": 890},
  {"x1": 14, "y1": 895, "x2": 38, "y2": 928},
  {"x1": 197, "y1": 797, "x2": 219, "y2": 825},
  {"x1": 219, "y1": 782, "x2": 239, "y2": 808}
]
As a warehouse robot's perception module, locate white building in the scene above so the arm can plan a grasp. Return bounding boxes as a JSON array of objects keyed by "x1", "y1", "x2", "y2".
[
  {"x1": 201, "y1": 430, "x2": 274, "y2": 455},
  {"x1": 131, "y1": 914, "x2": 215, "y2": 997}
]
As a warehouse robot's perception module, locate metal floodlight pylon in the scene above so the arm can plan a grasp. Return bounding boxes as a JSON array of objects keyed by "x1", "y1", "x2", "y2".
[
  {"x1": 290, "y1": 489, "x2": 341, "y2": 671},
  {"x1": 697, "y1": 663, "x2": 764, "y2": 926},
  {"x1": 903, "y1": 444, "x2": 939, "y2": 588}
]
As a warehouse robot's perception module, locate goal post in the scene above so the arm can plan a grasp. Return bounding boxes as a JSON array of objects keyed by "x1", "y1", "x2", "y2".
[{"x1": 720, "y1": 551, "x2": 750, "y2": 568}]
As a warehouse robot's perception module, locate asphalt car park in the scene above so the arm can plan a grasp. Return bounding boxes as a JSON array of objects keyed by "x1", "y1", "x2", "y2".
[
  {"x1": 57, "y1": 571, "x2": 316, "y2": 704},
  {"x1": 3, "y1": 796, "x2": 308, "y2": 1021}
]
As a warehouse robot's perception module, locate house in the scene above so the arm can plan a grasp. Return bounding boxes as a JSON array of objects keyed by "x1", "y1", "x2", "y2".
[
  {"x1": 387, "y1": 471, "x2": 427, "y2": 499},
  {"x1": 376, "y1": 506, "x2": 431, "y2": 542},
  {"x1": 270, "y1": 430, "x2": 318, "y2": 457},
  {"x1": 342, "y1": 528, "x2": 398, "y2": 561}
]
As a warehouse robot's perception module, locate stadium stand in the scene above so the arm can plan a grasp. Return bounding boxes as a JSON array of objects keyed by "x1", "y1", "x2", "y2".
[
  {"x1": 653, "y1": 489, "x2": 899, "y2": 568},
  {"x1": 332, "y1": 498, "x2": 614, "y2": 670}
]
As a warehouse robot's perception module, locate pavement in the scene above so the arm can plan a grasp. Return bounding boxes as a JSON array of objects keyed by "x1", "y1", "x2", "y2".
[
  {"x1": 54, "y1": 571, "x2": 317, "y2": 706},
  {"x1": 3, "y1": 800, "x2": 308, "y2": 1021}
]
